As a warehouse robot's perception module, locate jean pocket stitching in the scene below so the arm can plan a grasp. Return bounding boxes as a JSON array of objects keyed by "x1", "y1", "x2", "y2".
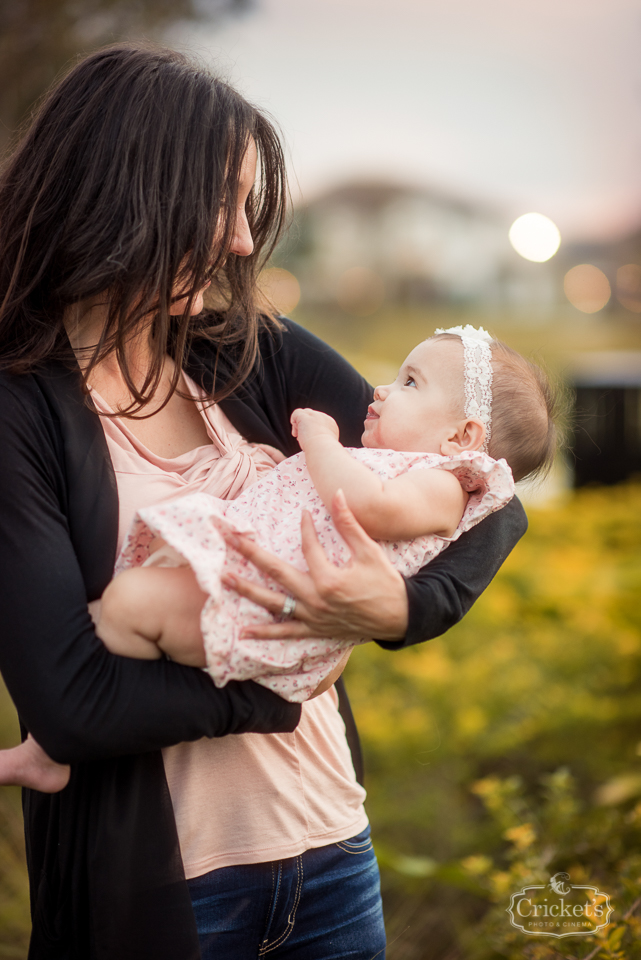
[
  {"x1": 260, "y1": 860, "x2": 281, "y2": 950},
  {"x1": 259, "y1": 855, "x2": 304, "y2": 954},
  {"x1": 336, "y1": 840, "x2": 374, "y2": 854}
]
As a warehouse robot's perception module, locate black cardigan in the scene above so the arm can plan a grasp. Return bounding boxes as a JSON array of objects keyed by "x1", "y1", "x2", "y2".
[{"x1": 0, "y1": 318, "x2": 527, "y2": 959}]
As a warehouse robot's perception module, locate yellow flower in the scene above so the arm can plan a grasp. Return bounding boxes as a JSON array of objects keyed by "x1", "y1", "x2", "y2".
[
  {"x1": 503, "y1": 823, "x2": 536, "y2": 850},
  {"x1": 461, "y1": 855, "x2": 493, "y2": 876}
]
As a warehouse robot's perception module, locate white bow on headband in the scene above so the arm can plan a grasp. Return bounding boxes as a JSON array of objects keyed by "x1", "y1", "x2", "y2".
[{"x1": 433, "y1": 325, "x2": 494, "y2": 452}]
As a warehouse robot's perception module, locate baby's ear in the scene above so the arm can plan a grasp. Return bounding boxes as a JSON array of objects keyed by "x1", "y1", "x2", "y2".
[{"x1": 440, "y1": 419, "x2": 486, "y2": 456}]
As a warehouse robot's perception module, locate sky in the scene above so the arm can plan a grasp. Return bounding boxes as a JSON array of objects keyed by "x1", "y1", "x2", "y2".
[{"x1": 176, "y1": 0, "x2": 641, "y2": 243}]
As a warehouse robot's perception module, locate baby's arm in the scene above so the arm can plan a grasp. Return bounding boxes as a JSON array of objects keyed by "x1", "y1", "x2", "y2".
[
  {"x1": 97, "y1": 567, "x2": 208, "y2": 667},
  {"x1": 291, "y1": 408, "x2": 467, "y2": 541}
]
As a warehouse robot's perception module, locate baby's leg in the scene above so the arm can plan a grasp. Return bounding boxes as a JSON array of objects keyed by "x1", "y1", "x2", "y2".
[
  {"x1": 0, "y1": 735, "x2": 70, "y2": 793},
  {"x1": 308, "y1": 648, "x2": 353, "y2": 699},
  {"x1": 98, "y1": 567, "x2": 208, "y2": 667}
]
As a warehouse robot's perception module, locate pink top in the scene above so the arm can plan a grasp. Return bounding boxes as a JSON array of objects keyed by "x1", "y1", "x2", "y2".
[{"x1": 91, "y1": 375, "x2": 368, "y2": 878}]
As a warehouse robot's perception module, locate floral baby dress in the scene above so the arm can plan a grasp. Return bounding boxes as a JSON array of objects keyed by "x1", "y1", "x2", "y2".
[{"x1": 116, "y1": 448, "x2": 514, "y2": 702}]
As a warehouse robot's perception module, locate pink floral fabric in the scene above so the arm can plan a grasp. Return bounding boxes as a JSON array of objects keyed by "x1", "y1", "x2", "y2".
[{"x1": 116, "y1": 449, "x2": 514, "y2": 702}]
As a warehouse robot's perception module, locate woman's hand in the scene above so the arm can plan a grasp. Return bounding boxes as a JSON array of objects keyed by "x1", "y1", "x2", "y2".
[{"x1": 222, "y1": 490, "x2": 409, "y2": 641}]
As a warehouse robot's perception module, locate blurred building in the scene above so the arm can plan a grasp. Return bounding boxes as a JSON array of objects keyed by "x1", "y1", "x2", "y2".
[
  {"x1": 279, "y1": 180, "x2": 558, "y2": 312},
  {"x1": 570, "y1": 352, "x2": 641, "y2": 486},
  {"x1": 557, "y1": 230, "x2": 641, "y2": 316}
]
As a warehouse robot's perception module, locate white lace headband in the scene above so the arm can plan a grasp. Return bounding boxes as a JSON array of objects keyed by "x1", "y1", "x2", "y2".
[{"x1": 433, "y1": 324, "x2": 494, "y2": 452}]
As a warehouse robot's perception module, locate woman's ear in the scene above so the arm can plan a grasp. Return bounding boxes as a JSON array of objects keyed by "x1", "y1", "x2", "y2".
[{"x1": 440, "y1": 418, "x2": 486, "y2": 456}]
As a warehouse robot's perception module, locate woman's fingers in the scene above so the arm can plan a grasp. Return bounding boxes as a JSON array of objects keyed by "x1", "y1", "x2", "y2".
[
  {"x1": 225, "y1": 534, "x2": 310, "y2": 598},
  {"x1": 222, "y1": 573, "x2": 295, "y2": 617},
  {"x1": 224, "y1": 497, "x2": 409, "y2": 642},
  {"x1": 243, "y1": 620, "x2": 318, "y2": 640},
  {"x1": 299, "y1": 510, "x2": 336, "y2": 581},
  {"x1": 329, "y1": 489, "x2": 384, "y2": 561},
  {"x1": 222, "y1": 573, "x2": 318, "y2": 639}
]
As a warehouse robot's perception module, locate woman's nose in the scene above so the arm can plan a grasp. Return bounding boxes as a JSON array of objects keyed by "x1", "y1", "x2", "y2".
[
  {"x1": 373, "y1": 384, "x2": 390, "y2": 401},
  {"x1": 229, "y1": 208, "x2": 254, "y2": 257}
]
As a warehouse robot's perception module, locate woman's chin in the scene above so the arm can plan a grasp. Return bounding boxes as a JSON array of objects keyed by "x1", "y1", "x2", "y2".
[
  {"x1": 169, "y1": 292, "x2": 206, "y2": 317},
  {"x1": 190, "y1": 293, "x2": 205, "y2": 315}
]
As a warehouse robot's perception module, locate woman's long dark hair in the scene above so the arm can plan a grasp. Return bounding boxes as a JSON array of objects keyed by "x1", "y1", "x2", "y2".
[{"x1": 0, "y1": 43, "x2": 287, "y2": 411}]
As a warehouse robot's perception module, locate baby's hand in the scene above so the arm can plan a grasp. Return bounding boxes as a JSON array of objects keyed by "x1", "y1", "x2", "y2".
[{"x1": 291, "y1": 408, "x2": 340, "y2": 446}]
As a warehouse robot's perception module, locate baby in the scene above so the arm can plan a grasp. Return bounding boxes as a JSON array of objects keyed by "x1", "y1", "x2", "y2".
[{"x1": 1, "y1": 325, "x2": 558, "y2": 792}]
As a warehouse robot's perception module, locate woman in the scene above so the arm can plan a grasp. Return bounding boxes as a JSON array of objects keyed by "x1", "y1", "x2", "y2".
[{"x1": 0, "y1": 44, "x2": 527, "y2": 959}]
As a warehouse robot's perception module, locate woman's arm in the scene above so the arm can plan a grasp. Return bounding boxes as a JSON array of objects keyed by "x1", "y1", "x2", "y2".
[
  {"x1": 392, "y1": 494, "x2": 527, "y2": 648},
  {"x1": 0, "y1": 381, "x2": 300, "y2": 765},
  {"x1": 291, "y1": 407, "x2": 466, "y2": 539}
]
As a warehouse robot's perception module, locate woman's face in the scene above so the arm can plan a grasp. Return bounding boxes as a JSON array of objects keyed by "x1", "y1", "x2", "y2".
[{"x1": 169, "y1": 138, "x2": 258, "y2": 316}]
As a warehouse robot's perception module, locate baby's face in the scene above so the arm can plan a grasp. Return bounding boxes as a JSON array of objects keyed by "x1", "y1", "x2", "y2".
[{"x1": 362, "y1": 338, "x2": 465, "y2": 453}]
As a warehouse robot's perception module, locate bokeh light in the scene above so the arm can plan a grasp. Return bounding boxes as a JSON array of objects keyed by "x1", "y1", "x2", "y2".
[
  {"x1": 258, "y1": 267, "x2": 301, "y2": 315},
  {"x1": 508, "y1": 213, "x2": 561, "y2": 263},
  {"x1": 336, "y1": 267, "x2": 385, "y2": 316},
  {"x1": 616, "y1": 264, "x2": 641, "y2": 313},
  {"x1": 563, "y1": 264, "x2": 611, "y2": 314}
]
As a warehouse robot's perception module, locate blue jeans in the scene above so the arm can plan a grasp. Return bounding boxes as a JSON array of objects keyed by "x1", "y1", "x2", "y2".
[{"x1": 187, "y1": 825, "x2": 386, "y2": 959}]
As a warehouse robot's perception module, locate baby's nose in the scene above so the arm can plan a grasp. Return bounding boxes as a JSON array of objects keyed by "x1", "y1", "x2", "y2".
[{"x1": 373, "y1": 384, "x2": 390, "y2": 401}]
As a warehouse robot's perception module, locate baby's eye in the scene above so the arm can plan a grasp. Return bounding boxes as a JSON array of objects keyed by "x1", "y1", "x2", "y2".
[{"x1": 404, "y1": 376, "x2": 417, "y2": 388}]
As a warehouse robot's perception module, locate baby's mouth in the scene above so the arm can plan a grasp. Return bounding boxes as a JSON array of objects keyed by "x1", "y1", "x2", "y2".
[{"x1": 364, "y1": 405, "x2": 379, "y2": 422}]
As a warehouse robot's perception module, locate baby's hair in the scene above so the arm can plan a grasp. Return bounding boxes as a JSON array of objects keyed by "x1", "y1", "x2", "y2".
[{"x1": 432, "y1": 334, "x2": 560, "y2": 482}]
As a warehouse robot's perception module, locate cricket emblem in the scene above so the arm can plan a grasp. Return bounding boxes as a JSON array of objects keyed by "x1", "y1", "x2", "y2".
[
  {"x1": 548, "y1": 873, "x2": 572, "y2": 896},
  {"x1": 508, "y1": 872, "x2": 613, "y2": 939}
]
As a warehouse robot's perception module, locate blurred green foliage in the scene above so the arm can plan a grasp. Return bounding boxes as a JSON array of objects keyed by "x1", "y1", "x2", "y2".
[
  {"x1": 0, "y1": 684, "x2": 29, "y2": 957},
  {"x1": 345, "y1": 483, "x2": 641, "y2": 959}
]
